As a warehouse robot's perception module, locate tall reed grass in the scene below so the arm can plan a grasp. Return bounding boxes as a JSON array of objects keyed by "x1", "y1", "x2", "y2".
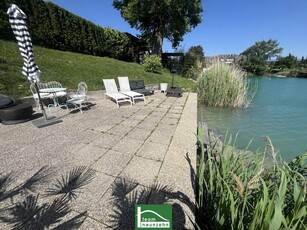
[
  {"x1": 196, "y1": 126, "x2": 307, "y2": 229},
  {"x1": 197, "y1": 60, "x2": 256, "y2": 108}
]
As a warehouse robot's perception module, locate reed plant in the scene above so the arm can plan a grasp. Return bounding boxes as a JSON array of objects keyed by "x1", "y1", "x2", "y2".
[
  {"x1": 196, "y1": 60, "x2": 256, "y2": 108},
  {"x1": 196, "y1": 126, "x2": 307, "y2": 229}
]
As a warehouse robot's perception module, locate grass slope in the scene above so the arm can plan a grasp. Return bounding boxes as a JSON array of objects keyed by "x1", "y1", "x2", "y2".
[{"x1": 0, "y1": 40, "x2": 195, "y2": 99}]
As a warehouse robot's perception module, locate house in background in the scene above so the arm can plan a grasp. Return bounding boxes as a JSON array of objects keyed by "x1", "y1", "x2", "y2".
[{"x1": 205, "y1": 54, "x2": 242, "y2": 66}]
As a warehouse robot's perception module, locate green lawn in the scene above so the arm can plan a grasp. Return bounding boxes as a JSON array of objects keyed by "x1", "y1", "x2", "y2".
[{"x1": 0, "y1": 40, "x2": 195, "y2": 99}]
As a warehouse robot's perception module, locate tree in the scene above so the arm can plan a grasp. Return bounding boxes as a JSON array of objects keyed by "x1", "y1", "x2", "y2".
[
  {"x1": 299, "y1": 56, "x2": 307, "y2": 68},
  {"x1": 184, "y1": 45, "x2": 205, "y2": 68},
  {"x1": 241, "y1": 39, "x2": 283, "y2": 60},
  {"x1": 240, "y1": 39, "x2": 283, "y2": 75},
  {"x1": 274, "y1": 54, "x2": 298, "y2": 69},
  {"x1": 182, "y1": 45, "x2": 205, "y2": 79},
  {"x1": 113, "y1": 0, "x2": 203, "y2": 56},
  {"x1": 240, "y1": 56, "x2": 268, "y2": 75}
]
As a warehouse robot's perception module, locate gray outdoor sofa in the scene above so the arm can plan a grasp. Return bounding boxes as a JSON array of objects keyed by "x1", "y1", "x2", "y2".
[{"x1": 129, "y1": 80, "x2": 154, "y2": 96}]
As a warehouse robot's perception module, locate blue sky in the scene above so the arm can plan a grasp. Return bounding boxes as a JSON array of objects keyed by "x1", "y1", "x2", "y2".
[{"x1": 49, "y1": 0, "x2": 307, "y2": 57}]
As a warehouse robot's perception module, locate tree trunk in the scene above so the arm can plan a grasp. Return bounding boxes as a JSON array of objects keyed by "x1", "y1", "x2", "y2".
[{"x1": 152, "y1": 29, "x2": 163, "y2": 56}]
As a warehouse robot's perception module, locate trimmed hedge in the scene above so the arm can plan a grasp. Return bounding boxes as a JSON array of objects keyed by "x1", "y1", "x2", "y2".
[{"x1": 0, "y1": 0, "x2": 143, "y2": 62}]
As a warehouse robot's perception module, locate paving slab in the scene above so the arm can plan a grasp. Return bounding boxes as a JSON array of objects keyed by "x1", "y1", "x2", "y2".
[
  {"x1": 160, "y1": 116, "x2": 180, "y2": 125},
  {"x1": 136, "y1": 140, "x2": 169, "y2": 161},
  {"x1": 164, "y1": 112, "x2": 182, "y2": 119},
  {"x1": 74, "y1": 215, "x2": 108, "y2": 230},
  {"x1": 120, "y1": 117, "x2": 142, "y2": 127},
  {"x1": 150, "y1": 111, "x2": 167, "y2": 118},
  {"x1": 125, "y1": 127, "x2": 152, "y2": 141},
  {"x1": 89, "y1": 178, "x2": 142, "y2": 226},
  {"x1": 0, "y1": 91, "x2": 197, "y2": 229},
  {"x1": 143, "y1": 114, "x2": 164, "y2": 123},
  {"x1": 119, "y1": 155, "x2": 162, "y2": 186},
  {"x1": 91, "y1": 150, "x2": 133, "y2": 176},
  {"x1": 147, "y1": 130, "x2": 174, "y2": 145},
  {"x1": 106, "y1": 124, "x2": 134, "y2": 138},
  {"x1": 136, "y1": 120, "x2": 158, "y2": 130},
  {"x1": 90, "y1": 132, "x2": 122, "y2": 149},
  {"x1": 64, "y1": 143, "x2": 109, "y2": 166},
  {"x1": 92, "y1": 122, "x2": 114, "y2": 132},
  {"x1": 71, "y1": 172, "x2": 116, "y2": 213},
  {"x1": 111, "y1": 136, "x2": 144, "y2": 155},
  {"x1": 155, "y1": 123, "x2": 177, "y2": 134}
]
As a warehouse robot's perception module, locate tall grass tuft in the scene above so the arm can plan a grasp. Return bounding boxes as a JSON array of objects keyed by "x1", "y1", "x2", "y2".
[
  {"x1": 196, "y1": 60, "x2": 256, "y2": 108},
  {"x1": 196, "y1": 126, "x2": 307, "y2": 229}
]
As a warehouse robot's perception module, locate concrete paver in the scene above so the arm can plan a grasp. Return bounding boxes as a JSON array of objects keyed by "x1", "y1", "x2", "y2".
[
  {"x1": 0, "y1": 90, "x2": 197, "y2": 229},
  {"x1": 112, "y1": 136, "x2": 144, "y2": 155},
  {"x1": 107, "y1": 124, "x2": 134, "y2": 138},
  {"x1": 125, "y1": 127, "x2": 152, "y2": 141},
  {"x1": 136, "y1": 140, "x2": 169, "y2": 161},
  {"x1": 91, "y1": 150, "x2": 133, "y2": 176},
  {"x1": 91, "y1": 133, "x2": 122, "y2": 149},
  {"x1": 119, "y1": 155, "x2": 161, "y2": 186}
]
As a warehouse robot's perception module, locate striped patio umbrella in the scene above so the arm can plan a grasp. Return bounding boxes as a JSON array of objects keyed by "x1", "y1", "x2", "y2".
[
  {"x1": 7, "y1": 4, "x2": 61, "y2": 126},
  {"x1": 7, "y1": 4, "x2": 41, "y2": 83}
]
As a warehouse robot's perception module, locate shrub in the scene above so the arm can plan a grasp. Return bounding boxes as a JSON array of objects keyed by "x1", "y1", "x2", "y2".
[
  {"x1": 102, "y1": 27, "x2": 131, "y2": 60},
  {"x1": 196, "y1": 127, "x2": 307, "y2": 230},
  {"x1": 183, "y1": 66, "x2": 202, "y2": 80},
  {"x1": 0, "y1": 0, "x2": 140, "y2": 62},
  {"x1": 143, "y1": 54, "x2": 163, "y2": 73}
]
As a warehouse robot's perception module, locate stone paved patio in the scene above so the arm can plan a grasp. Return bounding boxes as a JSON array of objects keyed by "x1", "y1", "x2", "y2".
[{"x1": 0, "y1": 90, "x2": 197, "y2": 229}]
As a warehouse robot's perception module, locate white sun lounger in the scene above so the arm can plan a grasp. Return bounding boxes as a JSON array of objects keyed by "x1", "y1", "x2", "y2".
[
  {"x1": 103, "y1": 79, "x2": 132, "y2": 107},
  {"x1": 118, "y1": 76, "x2": 146, "y2": 104}
]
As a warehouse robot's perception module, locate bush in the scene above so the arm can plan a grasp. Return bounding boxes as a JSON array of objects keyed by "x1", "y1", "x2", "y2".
[
  {"x1": 196, "y1": 128, "x2": 307, "y2": 229},
  {"x1": 0, "y1": 0, "x2": 140, "y2": 62},
  {"x1": 143, "y1": 54, "x2": 163, "y2": 73},
  {"x1": 183, "y1": 66, "x2": 202, "y2": 80},
  {"x1": 196, "y1": 60, "x2": 255, "y2": 108}
]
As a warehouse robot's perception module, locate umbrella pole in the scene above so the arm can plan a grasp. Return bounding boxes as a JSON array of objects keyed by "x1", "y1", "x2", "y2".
[
  {"x1": 31, "y1": 83, "x2": 62, "y2": 128},
  {"x1": 34, "y1": 82, "x2": 48, "y2": 120}
]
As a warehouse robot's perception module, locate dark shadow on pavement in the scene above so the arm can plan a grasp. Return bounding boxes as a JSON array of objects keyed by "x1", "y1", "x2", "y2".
[
  {"x1": 31, "y1": 112, "x2": 44, "y2": 120},
  {"x1": 106, "y1": 178, "x2": 195, "y2": 229},
  {"x1": 0, "y1": 165, "x2": 95, "y2": 229},
  {"x1": 185, "y1": 152, "x2": 196, "y2": 197}
]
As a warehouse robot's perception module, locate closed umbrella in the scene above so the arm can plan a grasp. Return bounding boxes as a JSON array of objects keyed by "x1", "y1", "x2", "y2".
[{"x1": 7, "y1": 4, "x2": 61, "y2": 127}]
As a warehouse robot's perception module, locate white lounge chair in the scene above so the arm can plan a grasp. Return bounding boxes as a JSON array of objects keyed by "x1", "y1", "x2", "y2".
[
  {"x1": 103, "y1": 79, "x2": 132, "y2": 107},
  {"x1": 118, "y1": 76, "x2": 146, "y2": 104}
]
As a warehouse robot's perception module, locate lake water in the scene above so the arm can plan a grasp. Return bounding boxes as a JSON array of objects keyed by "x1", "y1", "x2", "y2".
[{"x1": 198, "y1": 76, "x2": 307, "y2": 162}]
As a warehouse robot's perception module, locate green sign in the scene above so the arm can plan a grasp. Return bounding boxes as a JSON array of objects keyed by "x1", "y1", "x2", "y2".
[{"x1": 135, "y1": 204, "x2": 172, "y2": 229}]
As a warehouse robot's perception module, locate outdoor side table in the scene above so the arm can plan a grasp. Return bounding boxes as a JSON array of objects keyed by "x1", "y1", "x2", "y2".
[{"x1": 39, "y1": 88, "x2": 68, "y2": 112}]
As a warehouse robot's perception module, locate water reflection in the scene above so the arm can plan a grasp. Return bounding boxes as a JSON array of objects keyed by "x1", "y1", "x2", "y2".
[{"x1": 198, "y1": 76, "x2": 307, "y2": 162}]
